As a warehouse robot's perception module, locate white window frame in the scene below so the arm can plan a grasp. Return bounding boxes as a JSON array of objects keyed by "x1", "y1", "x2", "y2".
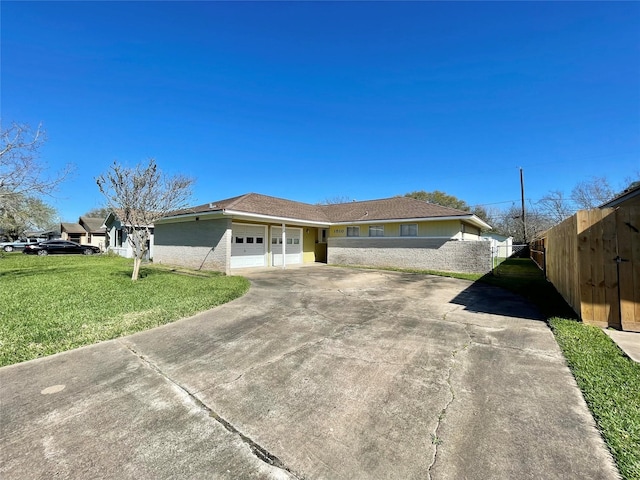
[
  {"x1": 400, "y1": 223, "x2": 418, "y2": 237},
  {"x1": 346, "y1": 226, "x2": 360, "y2": 237},
  {"x1": 368, "y1": 225, "x2": 384, "y2": 237}
]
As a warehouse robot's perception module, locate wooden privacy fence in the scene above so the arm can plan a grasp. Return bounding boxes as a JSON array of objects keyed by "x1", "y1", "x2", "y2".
[{"x1": 536, "y1": 206, "x2": 639, "y2": 332}]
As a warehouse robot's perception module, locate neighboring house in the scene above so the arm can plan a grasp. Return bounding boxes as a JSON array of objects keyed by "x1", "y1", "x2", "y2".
[
  {"x1": 154, "y1": 193, "x2": 492, "y2": 275},
  {"x1": 60, "y1": 217, "x2": 106, "y2": 250},
  {"x1": 60, "y1": 222, "x2": 87, "y2": 244},
  {"x1": 103, "y1": 211, "x2": 154, "y2": 259},
  {"x1": 599, "y1": 181, "x2": 640, "y2": 208},
  {"x1": 25, "y1": 228, "x2": 61, "y2": 241},
  {"x1": 1, "y1": 227, "x2": 60, "y2": 242},
  {"x1": 481, "y1": 232, "x2": 513, "y2": 258}
]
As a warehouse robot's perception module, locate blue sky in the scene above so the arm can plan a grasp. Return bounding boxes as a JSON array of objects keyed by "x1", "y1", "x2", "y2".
[{"x1": 2, "y1": 1, "x2": 639, "y2": 222}]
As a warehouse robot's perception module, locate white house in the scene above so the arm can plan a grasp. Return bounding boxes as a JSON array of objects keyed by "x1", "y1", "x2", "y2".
[{"x1": 103, "y1": 211, "x2": 154, "y2": 259}]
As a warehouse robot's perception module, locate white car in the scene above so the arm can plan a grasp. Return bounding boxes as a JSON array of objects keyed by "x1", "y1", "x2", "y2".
[{"x1": 0, "y1": 239, "x2": 40, "y2": 252}]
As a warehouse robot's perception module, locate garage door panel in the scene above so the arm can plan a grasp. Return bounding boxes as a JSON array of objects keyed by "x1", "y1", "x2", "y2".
[
  {"x1": 231, "y1": 224, "x2": 266, "y2": 268},
  {"x1": 271, "y1": 227, "x2": 302, "y2": 266}
]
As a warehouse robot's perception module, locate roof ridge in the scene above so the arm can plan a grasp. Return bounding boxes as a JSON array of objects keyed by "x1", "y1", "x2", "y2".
[
  {"x1": 400, "y1": 196, "x2": 474, "y2": 215},
  {"x1": 249, "y1": 192, "x2": 318, "y2": 207},
  {"x1": 224, "y1": 192, "x2": 254, "y2": 210}
]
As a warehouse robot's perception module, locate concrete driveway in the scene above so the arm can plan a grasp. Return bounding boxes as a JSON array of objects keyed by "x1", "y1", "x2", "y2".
[{"x1": 0, "y1": 266, "x2": 618, "y2": 479}]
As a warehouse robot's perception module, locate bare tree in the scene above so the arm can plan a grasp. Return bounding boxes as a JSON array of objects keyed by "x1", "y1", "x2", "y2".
[
  {"x1": 96, "y1": 159, "x2": 194, "y2": 281},
  {"x1": 571, "y1": 176, "x2": 615, "y2": 209},
  {"x1": 488, "y1": 204, "x2": 554, "y2": 243},
  {"x1": 0, "y1": 122, "x2": 72, "y2": 205},
  {"x1": 318, "y1": 195, "x2": 353, "y2": 205},
  {"x1": 537, "y1": 190, "x2": 574, "y2": 224}
]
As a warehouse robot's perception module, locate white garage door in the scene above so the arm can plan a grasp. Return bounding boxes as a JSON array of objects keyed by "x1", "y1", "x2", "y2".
[
  {"x1": 231, "y1": 224, "x2": 266, "y2": 268},
  {"x1": 271, "y1": 227, "x2": 302, "y2": 266}
]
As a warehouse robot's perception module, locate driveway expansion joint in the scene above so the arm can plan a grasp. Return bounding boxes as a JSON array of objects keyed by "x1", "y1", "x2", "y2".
[{"x1": 118, "y1": 340, "x2": 304, "y2": 480}]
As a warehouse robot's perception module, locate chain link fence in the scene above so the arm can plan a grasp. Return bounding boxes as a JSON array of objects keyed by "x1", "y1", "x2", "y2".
[{"x1": 491, "y1": 244, "x2": 532, "y2": 275}]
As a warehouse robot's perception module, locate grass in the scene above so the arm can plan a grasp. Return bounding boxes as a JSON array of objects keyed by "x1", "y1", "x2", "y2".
[
  {"x1": 549, "y1": 318, "x2": 640, "y2": 480},
  {"x1": 0, "y1": 253, "x2": 249, "y2": 367}
]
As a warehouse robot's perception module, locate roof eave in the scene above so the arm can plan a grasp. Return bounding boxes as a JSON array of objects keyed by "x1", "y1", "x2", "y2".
[
  {"x1": 156, "y1": 210, "x2": 226, "y2": 224},
  {"x1": 155, "y1": 208, "x2": 491, "y2": 230},
  {"x1": 223, "y1": 209, "x2": 331, "y2": 227},
  {"x1": 599, "y1": 185, "x2": 640, "y2": 208},
  {"x1": 331, "y1": 214, "x2": 491, "y2": 230}
]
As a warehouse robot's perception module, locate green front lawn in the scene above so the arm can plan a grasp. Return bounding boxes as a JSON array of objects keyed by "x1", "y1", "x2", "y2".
[
  {"x1": 0, "y1": 253, "x2": 249, "y2": 367},
  {"x1": 550, "y1": 318, "x2": 640, "y2": 480}
]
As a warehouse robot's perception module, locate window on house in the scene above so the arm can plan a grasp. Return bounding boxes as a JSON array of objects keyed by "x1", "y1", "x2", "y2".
[
  {"x1": 235, "y1": 236, "x2": 244, "y2": 243},
  {"x1": 369, "y1": 225, "x2": 384, "y2": 237},
  {"x1": 400, "y1": 224, "x2": 418, "y2": 237},
  {"x1": 293, "y1": 238, "x2": 300, "y2": 245},
  {"x1": 256, "y1": 237, "x2": 264, "y2": 244},
  {"x1": 346, "y1": 226, "x2": 360, "y2": 237},
  {"x1": 246, "y1": 237, "x2": 254, "y2": 244}
]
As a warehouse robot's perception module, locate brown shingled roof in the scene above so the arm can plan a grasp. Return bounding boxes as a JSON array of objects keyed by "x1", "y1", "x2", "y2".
[
  {"x1": 176, "y1": 193, "x2": 331, "y2": 223},
  {"x1": 168, "y1": 193, "x2": 482, "y2": 226},
  {"x1": 323, "y1": 196, "x2": 471, "y2": 222},
  {"x1": 79, "y1": 216, "x2": 107, "y2": 233},
  {"x1": 61, "y1": 223, "x2": 86, "y2": 234}
]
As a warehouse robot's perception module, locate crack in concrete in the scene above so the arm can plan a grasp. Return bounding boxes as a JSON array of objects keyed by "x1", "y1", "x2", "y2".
[
  {"x1": 213, "y1": 337, "x2": 328, "y2": 389},
  {"x1": 119, "y1": 340, "x2": 303, "y2": 480},
  {"x1": 427, "y1": 324, "x2": 471, "y2": 480},
  {"x1": 439, "y1": 309, "x2": 560, "y2": 359},
  {"x1": 464, "y1": 339, "x2": 562, "y2": 360}
]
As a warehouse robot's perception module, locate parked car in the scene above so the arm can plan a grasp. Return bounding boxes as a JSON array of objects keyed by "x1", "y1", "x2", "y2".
[
  {"x1": 23, "y1": 240, "x2": 101, "y2": 256},
  {"x1": 0, "y1": 239, "x2": 40, "y2": 252}
]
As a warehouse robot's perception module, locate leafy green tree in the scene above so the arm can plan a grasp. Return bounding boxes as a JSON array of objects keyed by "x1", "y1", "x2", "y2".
[
  {"x1": 0, "y1": 194, "x2": 57, "y2": 239},
  {"x1": 403, "y1": 190, "x2": 490, "y2": 224},
  {"x1": 404, "y1": 190, "x2": 469, "y2": 210},
  {"x1": 82, "y1": 207, "x2": 111, "y2": 219}
]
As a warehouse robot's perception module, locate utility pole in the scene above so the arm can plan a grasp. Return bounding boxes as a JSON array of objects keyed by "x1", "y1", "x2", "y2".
[{"x1": 520, "y1": 167, "x2": 527, "y2": 243}]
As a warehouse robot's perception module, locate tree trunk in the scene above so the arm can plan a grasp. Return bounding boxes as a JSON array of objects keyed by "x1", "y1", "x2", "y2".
[{"x1": 132, "y1": 256, "x2": 141, "y2": 281}]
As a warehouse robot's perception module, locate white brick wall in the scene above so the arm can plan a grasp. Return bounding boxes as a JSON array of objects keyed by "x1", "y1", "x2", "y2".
[
  {"x1": 327, "y1": 237, "x2": 492, "y2": 274},
  {"x1": 154, "y1": 217, "x2": 231, "y2": 273}
]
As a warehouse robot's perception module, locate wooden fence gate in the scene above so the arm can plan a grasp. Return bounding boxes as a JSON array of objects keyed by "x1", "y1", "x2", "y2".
[{"x1": 535, "y1": 206, "x2": 639, "y2": 332}]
